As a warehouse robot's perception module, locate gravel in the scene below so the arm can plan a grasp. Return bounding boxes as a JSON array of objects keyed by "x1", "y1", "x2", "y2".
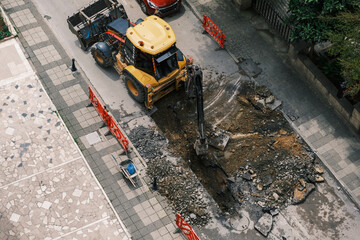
[
  {"x1": 146, "y1": 157, "x2": 211, "y2": 226},
  {"x1": 128, "y1": 126, "x2": 167, "y2": 160}
]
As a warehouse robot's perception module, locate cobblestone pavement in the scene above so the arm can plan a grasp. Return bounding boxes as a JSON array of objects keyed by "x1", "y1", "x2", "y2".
[
  {"x1": 0, "y1": 0, "x2": 184, "y2": 239},
  {"x1": 184, "y1": 0, "x2": 360, "y2": 209},
  {"x1": 0, "y1": 38, "x2": 129, "y2": 239}
]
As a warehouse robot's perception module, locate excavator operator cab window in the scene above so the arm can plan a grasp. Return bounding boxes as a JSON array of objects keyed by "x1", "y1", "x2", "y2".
[
  {"x1": 154, "y1": 46, "x2": 179, "y2": 80},
  {"x1": 135, "y1": 51, "x2": 154, "y2": 76}
]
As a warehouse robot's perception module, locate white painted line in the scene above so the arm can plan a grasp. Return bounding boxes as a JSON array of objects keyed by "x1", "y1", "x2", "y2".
[
  {"x1": 227, "y1": 75, "x2": 242, "y2": 103},
  {"x1": 0, "y1": 156, "x2": 82, "y2": 189},
  {"x1": 215, "y1": 108, "x2": 234, "y2": 126},
  {"x1": 204, "y1": 76, "x2": 241, "y2": 111},
  {"x1": 53, "y1": 216, "x2": 110, "y2": 240}
]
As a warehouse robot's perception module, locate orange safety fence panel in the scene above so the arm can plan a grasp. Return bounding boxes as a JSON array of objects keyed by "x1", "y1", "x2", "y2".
[
  {"x1": 88, "y1": 86, "x2": 129, "y2": 153},
  {"x1": 202, "y1": 14, "x2": 225, "y2": 48},
  {"x1": 107, "y1": 116, "x2": 129, "y2": 153},
  {"x1": 176, "y1": 213, "x2": 200, "y2": 240}
]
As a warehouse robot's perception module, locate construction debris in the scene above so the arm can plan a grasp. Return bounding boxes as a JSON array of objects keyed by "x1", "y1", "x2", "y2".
[
  {"x1": 145, "y1": 73, "x2": 322, "y2": 228},
  {"x1": 129, "y1": 126, "x2": 167, "y2": 161},
  {"x1": 146, "y1": 157, "x2": 210, "y2": 226},
  {"x1": 315, "y1": 167, "x2": 324, "y2": 174},
  {"x1": 255, "y1": 213, "x2": 273, "y2": 237},
  {"x1": 315, "y1": 175, "x2": 325, "y2": 182},
  {"x1": 293, "y1": 183, "x2": 316, "y2": 204}
]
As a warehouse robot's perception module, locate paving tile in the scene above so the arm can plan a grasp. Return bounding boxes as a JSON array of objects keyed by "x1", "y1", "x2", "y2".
[
  {"x1": 21, "y1": 27, "x2": 49, "y2": 46},
  {"x1": 347, "y1": 180, "x2": 360, "y2": 191},
  {"x1": 150, "y1": 230, "x2": 161, "y2": 239},
  {"x1": 1, "y1": 0, "x2": 25, "y2": 9},
  {"x1": 311, "y1": 135, "x2": 334, "y2": 149},
  {"x1": 46, "y1": 64, "x2": 74, "y2": 85},
  {"x1": 10, "y1": 9, "x2": 36, "y2": 27},
  {"x1": 0, "y1": 71, "x2": 129, "y2": 239},
  {"x1": 59, "y1": 84, "x2": 88, "y2": 107},
  {"x1": 33, "y1": 45, "x2": 61, "y2": 65},
  {"x1": 307, "y1": 132, "x2": 323, "y2": 144}
]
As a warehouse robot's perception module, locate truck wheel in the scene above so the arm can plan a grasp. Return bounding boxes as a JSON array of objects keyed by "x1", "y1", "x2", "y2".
[
  {"x1": 139, "y1": 1, "x2": 149, "y2": 15},
  {"x1": 91, "y1": 46, "x2": 113, "y2": 68},
  {"x1": 125, "y1": 75, "x2": 145, "y2": 103}
]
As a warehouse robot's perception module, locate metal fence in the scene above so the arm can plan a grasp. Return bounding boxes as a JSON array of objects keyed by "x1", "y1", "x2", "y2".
[{"x1": 252, "y1": 0, "x2": 292, "y2": 42}]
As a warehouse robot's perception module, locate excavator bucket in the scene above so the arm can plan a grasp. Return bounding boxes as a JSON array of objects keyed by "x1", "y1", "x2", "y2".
[{"x1": 194, "y1": 138, "x2": 209, "y2": 156}]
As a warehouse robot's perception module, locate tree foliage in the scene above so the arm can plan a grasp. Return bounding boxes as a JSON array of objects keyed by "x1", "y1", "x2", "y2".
[
  {"x1": 287, "y1": 0, "x2": 359, "y2": 45},
  {"x1": 326, "y1": 10, "x2": 360, "y2": 97}
]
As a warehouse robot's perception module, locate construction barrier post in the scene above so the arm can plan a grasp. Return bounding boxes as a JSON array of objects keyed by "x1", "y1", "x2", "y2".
[
  {"x1": 88, "y1": 86, "x2": 129, "y2": 153},
  {"x1": 175, "y1": 213, "x2": 200, "y2": 240},
  {"x1": 202, "y1": 14, "x2": 225, "y2": 49}
]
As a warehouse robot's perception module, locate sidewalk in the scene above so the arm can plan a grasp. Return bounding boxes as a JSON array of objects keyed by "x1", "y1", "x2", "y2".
[
  {"x1": 184, "y1": 0, "x2": 360, "y2": 208},
  {"x1": 0, "y1": 38, "x2": 130, "y2": 239},
  {"x1": 0, "y1": 0, "x2": 183, "y2": 239}
]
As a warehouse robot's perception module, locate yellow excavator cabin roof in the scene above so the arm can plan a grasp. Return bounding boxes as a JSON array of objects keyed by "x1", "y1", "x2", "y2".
[{"x1": 126, "y1": 16, "x2": 176, "y2": 55}]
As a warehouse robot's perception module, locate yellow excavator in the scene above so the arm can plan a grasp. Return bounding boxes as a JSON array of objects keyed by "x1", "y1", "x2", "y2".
[
  {"x1": 68, "y1": 0, "x2": 209, "y2": 155},
  {"x1": 67, "y1": 0, "x2": 192, "y2": 109}
]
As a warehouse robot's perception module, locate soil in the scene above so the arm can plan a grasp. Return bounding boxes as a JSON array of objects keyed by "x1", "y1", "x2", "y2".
[{"x1": 150, "y1": 69, "x2": 318, "y2": 219}]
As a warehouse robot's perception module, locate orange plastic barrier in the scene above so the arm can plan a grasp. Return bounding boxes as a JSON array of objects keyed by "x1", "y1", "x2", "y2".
[
  {"x1": 88, "y1": 86, "x2": 129, "y2": 153},
  {"x1": 202, "y1": 14, "x2": 225, "y2": 48},
  {"x1": 176, "y1": 213, "x2": 200, "y2": 240}
]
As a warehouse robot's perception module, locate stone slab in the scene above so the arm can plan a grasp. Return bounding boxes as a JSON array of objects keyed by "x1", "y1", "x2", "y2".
[{"x1": 85, "y1": 131, "x2": 101, "y2": 146}]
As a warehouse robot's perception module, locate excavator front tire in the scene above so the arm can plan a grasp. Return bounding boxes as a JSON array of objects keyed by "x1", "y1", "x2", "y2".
[
  {"x1": 91, "y1": 45, "x2": 113, "y2": 68},
  {"x1": 125, "y1": 74, "x2": 145, "y2": 103}
]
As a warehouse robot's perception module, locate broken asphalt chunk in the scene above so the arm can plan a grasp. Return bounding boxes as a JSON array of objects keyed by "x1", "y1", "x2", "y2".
[
  {"x1": 292, "y1": 183, "x2": 315, "y2": 204},
  {"x1": 267, "y1": 99, "x2": 282, "y2": 111},
  {"x1": 242, "y1": 171, "x2": 252, "y2": 181},
  {"x1": 315, "y1": 175, "x2": 324, "y2": 182},
  {"x1": 207, "y1": 127, "x2": 230, "y2": 151},
  {"x1": 315, "y1": 167, "x2": 324, "y2": 174},
  {"x1": 255, "y1": 213, "x2": 273, "y2": 237}
]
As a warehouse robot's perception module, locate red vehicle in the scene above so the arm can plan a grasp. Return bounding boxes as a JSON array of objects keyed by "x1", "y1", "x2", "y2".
[{"x1": 137, "y1": 0, "x2": 182, "y2": 17}]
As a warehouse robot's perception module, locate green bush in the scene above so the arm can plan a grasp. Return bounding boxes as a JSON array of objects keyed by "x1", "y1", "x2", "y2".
[{"x1": 0, "y1": 16, "x2": 11, "y2": 40}]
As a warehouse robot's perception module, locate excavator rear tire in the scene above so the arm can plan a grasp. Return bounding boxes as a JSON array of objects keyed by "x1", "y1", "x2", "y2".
[
  {"x1": 125, "y1": 74, "x2": 145, "y2": 103},
  {"x1": 91, "y1": 45, "x2": 113, "y2": 68}
]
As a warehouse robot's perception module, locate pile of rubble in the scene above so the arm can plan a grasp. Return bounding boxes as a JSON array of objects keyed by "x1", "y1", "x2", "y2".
[
  {"x1": 147, "y1": 76, "x2": 327, "y2": 234},
  {"x1": 226, "y1": 155, "x2": 323, "y2": 210},
  {"x1": 146, "y1": 157, "x2": 211, "y2": 226},
  {"x1": 128, "y1": 126, "x2": 167, "y2": 160}
]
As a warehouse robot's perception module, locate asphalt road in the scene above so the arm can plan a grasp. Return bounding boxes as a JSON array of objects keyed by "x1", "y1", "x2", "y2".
[{"x1": 31, "y1": 0, "x2": 238, "y2": 120}]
